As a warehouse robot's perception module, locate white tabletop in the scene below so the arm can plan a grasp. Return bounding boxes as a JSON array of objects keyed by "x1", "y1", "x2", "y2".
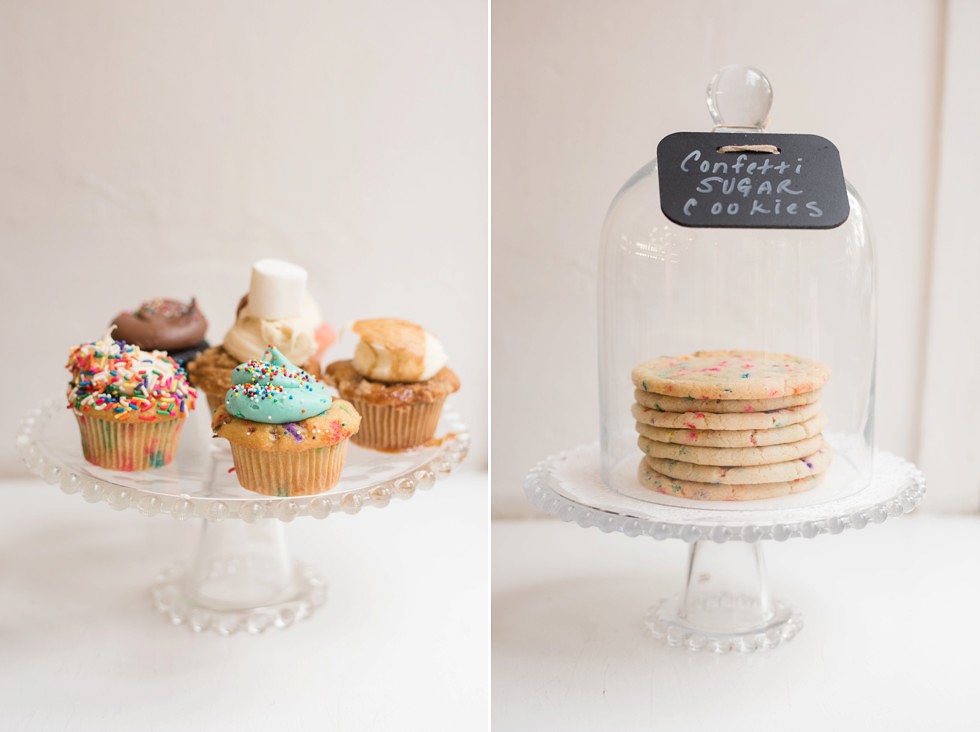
[
  {"x1": 493, "y1": 515, "x2": 980, "y2": 731},
  {"x1": 0, "y1": 469, "x2": 488, "y2": 732}
]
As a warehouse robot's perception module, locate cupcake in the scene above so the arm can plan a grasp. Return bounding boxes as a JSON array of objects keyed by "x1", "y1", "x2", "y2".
[
  {"x1": 212, "y1": 347, "x2": 360, "y2": 496},
  {"x1": 110, "y1": 297, "x2": 209, "y2": 372},
  {"x1": 324, "y1": 318, "x2": 460, "y2": 450},
  {"x1": 188, "y1": 259, "x2": 333, "y2": 412},
  {"x1": 67, "y1": 333, "x2": 197, "y2": 471}
]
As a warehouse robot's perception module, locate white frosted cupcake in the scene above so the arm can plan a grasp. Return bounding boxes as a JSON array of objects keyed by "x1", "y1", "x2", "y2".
[{"x1": 188, "y1": 259, "x2": 334, "y2": 411}]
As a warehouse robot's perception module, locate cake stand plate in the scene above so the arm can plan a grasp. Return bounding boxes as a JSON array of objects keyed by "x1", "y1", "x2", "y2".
[
  {"x1": 17, "y1": 395, "x2": 469, "y2": 635},
  {"x1": 524, "y1": 442, "x2": 924, "y2": 653}
]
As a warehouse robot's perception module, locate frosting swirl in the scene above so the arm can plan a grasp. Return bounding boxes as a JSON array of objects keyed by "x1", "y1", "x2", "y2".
[
  {"x1": 224, "y1": 347, "x2": 332, "y2": 423},
  {"x1": 111, "y1": 298, "x2": 207, "y2": 352},
  {"x1": 222, "y1": 293, "x2": 323, "y2": 365}
]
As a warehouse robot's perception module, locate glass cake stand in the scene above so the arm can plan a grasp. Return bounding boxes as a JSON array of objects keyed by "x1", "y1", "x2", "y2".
[
  {"x1": 16, "y1": 395, "x2": 469, "y2": 636},
  {"x1": 524, "y1": 437, "x2": 924, "y2": 654}
]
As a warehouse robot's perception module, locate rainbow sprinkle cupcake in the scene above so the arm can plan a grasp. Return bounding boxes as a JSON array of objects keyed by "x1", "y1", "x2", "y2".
[{"x1": 67, "y1": 333, "x2": 197, "y2": 471}]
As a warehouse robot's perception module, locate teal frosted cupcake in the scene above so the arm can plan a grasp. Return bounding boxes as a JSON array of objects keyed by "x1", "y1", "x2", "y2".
[{"x1": 211, "y1": 348, "x2": 360, "y2": 496}]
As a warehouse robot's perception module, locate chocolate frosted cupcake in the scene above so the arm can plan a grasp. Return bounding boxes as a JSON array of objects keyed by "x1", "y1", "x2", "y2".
[
  {"x1": 67, "y1": 333, "x2": 197, "y2": 471},
  {"x1": 188, "y1": 259, "x2": 331, "y2": 412},
  {"x1": 212, "y1": 347, "x2": 360, "y2": 496},
  {"x1": 324, "y1": 318, "x2": 460, "y2": 451},
  {"x1": 110, "y1": 298, "x2": 209, "y2": 370}
]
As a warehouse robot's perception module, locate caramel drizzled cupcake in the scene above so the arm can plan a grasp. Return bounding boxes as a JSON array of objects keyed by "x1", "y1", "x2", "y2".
[{"x1": 324, "y1": 318, "x2": 460, "y2": 450}]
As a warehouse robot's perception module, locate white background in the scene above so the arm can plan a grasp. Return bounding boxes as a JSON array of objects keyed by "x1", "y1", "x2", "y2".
[
  {"x1": 491, "y1": 0, "x2": 978, "y2": 515},
  {"x1": 0, "y1": 0, "x2": 488, "y2": 472}
]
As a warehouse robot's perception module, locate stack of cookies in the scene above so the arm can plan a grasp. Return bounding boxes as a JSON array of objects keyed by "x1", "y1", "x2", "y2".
[{"x1": 631, "y1": 350, "x2": 832, "y2": 501}]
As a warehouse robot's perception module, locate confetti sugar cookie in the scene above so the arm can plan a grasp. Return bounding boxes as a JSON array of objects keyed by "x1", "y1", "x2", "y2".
[
  {"x1": 638, "y1": 433, "x2": 824, "y2": 467},
  {"x1": 635, "y1": 413, "x2": 827, "y2": 448},
  {"x1": 644, "y1": 443, "x2": 832, "y2": 485},
  {"x1": 632, "y1": 350, "x2": 830, "y2": 401},
  {"x1": 629, "y1": 350, "x2": 832, "y2": 500},
  {"x1": 631, "y1": 400, "x2": 821, "y2": 431},
  {"x1": 634, "y1": 387, "x2": 822, "y2": 414},
  {"x1": 638, "y1": 461, "x2": 824, "y2": 501}
]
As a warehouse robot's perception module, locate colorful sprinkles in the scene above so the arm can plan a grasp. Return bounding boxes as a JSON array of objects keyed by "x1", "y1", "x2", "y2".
[
  {"x1": 225, "y1": 349, "x2": 329, "y2": 422},
  {"x1": 131, "y1": 298, "x2": 197, "y2": 320},
  {"x1": 66, "y1": 336, "x2": 196, "y2": 420}
]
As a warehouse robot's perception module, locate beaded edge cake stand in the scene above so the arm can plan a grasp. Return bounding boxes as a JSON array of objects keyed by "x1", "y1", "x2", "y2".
[
  {"x1": 16, "y1": 395, "x2": 469, "y2": 636},
  {"x1": 524, "y1": 443, "x2": 924, "y2": 654}
]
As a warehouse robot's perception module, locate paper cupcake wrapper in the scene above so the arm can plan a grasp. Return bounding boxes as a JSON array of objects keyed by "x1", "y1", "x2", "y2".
[
  {"x1": 349, "y1": 397, "x2": 445, "y2": 451},
  {"x1": 229, "y1": 440, "x2": 349, "y2": 496},
  {"x1": 75, "y1": 412, "x2": 185, "y2": 471}
]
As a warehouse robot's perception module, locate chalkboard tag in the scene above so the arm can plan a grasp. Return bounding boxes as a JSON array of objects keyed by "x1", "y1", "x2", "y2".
[{"x1": 656, "y1": 132, "x2": 849, "y2": 229}]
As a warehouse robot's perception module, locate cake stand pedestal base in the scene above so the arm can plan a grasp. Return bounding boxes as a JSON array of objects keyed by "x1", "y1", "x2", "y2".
[
  {"x1": 17, "y1": 396, "x2": 470, "y2": 637},
  {"x1": 644, "y1": 540, "x2": 802, "y2": 653},
  {"x1": 524, "y1": 443, "x2": 925, "y2": 653},
  {"x1": 151, "y1": 518, "x2": 326, "y2": 635}
]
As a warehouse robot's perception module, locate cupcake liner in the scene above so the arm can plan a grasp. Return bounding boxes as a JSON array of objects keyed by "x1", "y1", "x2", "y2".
[
  {"x1": 350, "y1": 397, "x2": 445, "y2": 451},
  {"x1": 75, "y1": 412, "x2": 185, "y2": 471},
  {"x1": 229, "y1": 440, "x2": 349, "y2": 496}
]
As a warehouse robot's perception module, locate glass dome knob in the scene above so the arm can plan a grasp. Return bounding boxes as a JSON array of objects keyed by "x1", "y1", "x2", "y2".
[{"x1": 706, "y1": 65, "x2": 773, "y2": 130}]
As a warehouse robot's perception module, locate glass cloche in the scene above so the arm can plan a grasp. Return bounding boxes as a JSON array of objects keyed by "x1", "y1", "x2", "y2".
[{"x1": 597, "y1": 66, "x2": 875, "y2": 504}]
